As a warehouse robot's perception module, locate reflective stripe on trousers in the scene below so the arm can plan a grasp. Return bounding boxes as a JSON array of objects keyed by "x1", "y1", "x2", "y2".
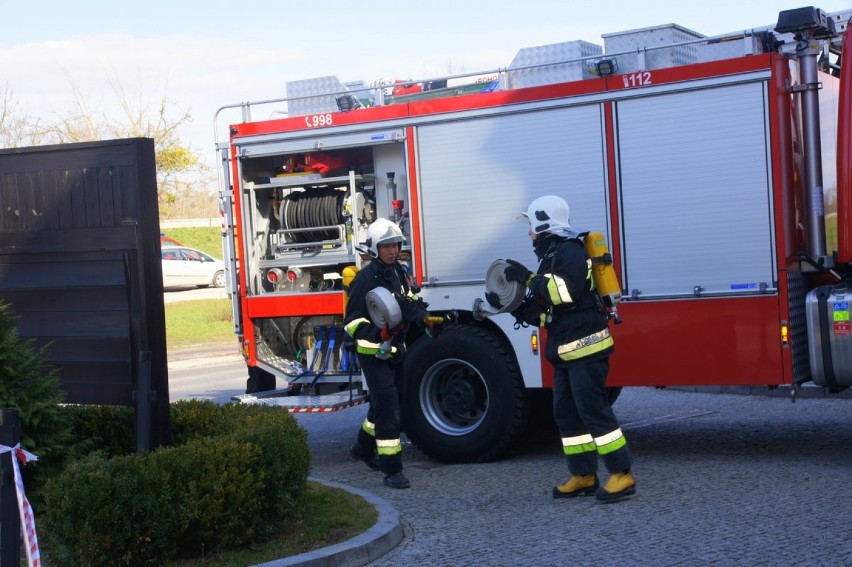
[{"x1": 552, "y1": 358, "x2": 633, "y2": 475}]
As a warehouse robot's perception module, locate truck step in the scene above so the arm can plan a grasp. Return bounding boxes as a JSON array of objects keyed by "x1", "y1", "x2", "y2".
[{"x1": 231, "y1": 389, "x2": 368, "y2": 413}]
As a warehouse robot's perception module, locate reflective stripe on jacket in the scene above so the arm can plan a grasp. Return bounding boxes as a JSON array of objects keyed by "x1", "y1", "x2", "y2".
[
  {"x1": 527, "y1": 236, "x2": 613, "y2": 366},
  {"x1": 344, "y1": 316, "x2": 399, "y2": 356},
  {"x1": 556, "y1": 328, "x2": 614, "y2": 362},
  {"x1": 343, "y1": 259, "x2": 412, "y2": 358}
]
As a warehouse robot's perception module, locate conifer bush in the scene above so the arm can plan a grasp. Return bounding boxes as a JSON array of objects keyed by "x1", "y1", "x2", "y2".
[{"x1": 0, "y1": 301, "x2": 70, "y2": 484}]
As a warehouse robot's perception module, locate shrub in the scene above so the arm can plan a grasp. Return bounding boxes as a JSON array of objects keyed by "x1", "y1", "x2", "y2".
[
  {"x1": 236, "y1": 407, "x2": 312, "y2": 534},
  {"x1": 1, "y1": 298, "x2": 313, "y2": 564},
  {"x1": 41, "y1": 451, "x2": 188, "y2": 565},
  {"x1": 41, "y1": 402, "x2": 312, "y2": 565},
  {"x1": 167, "y1": 436, "x2": 265, "y2": 555},
  {"x1": 60, "y1": 403, "x2": 135, "y2": 460},
  {"x1": 0, "y1": 301, "x2": 71, "y2": 486}
]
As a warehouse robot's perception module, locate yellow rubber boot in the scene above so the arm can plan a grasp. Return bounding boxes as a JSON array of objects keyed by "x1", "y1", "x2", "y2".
[
  {"x1": 595, "y1": 470, "x2": 636, "y2": 503},
  {"x1": 552, "y1": 474, "x2": 599, "y2": 499}
]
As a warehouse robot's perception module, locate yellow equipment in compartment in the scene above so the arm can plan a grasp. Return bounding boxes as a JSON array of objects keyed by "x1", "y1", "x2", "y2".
[
  {"x1": 584, "y1": 232, "x2": 623, "y2": 324},
  {"x1": 342, "y1": 265, "x2": 359, "y2": 311}
]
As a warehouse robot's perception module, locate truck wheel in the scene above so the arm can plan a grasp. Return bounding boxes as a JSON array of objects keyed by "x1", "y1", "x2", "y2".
[
  {"x1": 402, "y1": 325, "x2": 527, "y2": 463},
  {"x1": 246, "y1": 366, "x2": 276, "y2": 393}
]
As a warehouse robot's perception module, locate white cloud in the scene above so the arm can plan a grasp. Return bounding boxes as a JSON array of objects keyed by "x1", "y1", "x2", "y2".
[{"x1": 3, "y1": 0, "x2": 851, "y2": 180}]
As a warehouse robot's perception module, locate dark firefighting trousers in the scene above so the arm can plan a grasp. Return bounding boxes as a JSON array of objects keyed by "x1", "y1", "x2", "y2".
[
  {"x1": 354, "y1": 353, "x2": 405, "y2": 475},
  {"x1": 552, "y1": 357, "x2": 633, "y2": 475}
]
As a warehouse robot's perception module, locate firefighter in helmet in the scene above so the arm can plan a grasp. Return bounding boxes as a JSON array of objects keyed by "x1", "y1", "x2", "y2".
[
  {"x1": 492, "y1": 195, "x2": 636, "y2": 502},
  {"x1": 344, "y1": 218, "x2": 443, "y2": 489}
]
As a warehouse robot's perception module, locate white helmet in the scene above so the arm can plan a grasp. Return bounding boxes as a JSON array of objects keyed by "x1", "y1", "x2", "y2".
[
  {"x1": 518, "y1": 195, "x2": 571, "y2": 235},
  {"x1": 364, "y1": 218, "x2": 404, "y2": 258}
]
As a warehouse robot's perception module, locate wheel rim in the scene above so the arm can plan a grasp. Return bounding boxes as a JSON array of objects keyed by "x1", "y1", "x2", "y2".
[
  {"x1": 418, "y1": 358, "x2": 489, "y2": 436},
  {"x1": 214, "y1": 271, "x2": 225, "y2": 287}
]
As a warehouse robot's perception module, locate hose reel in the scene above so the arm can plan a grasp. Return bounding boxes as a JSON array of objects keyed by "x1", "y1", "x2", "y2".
[{"x1": 278, "y1": 187, "x2": 348, "y2": 242}]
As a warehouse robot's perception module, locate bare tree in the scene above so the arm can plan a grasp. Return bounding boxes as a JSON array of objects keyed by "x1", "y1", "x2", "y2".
[
  {"x1": 0, "y1": 83, "x2": 48, "y2": 147},
  {"x1": 1, "y1": 78, "x2": 211, "y2": 218}
]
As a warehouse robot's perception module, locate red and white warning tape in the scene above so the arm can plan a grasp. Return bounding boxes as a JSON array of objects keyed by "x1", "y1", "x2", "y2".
[{"x1": 0, "y1": 443, "x2": 40, "y2": 567}]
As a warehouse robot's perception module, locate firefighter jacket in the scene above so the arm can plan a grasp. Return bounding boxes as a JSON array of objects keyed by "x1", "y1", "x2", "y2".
[
  {"x1": 344, "y1": 258, "x2": 422, "y2": 358},
  {"x1": 523, "y1": 235, "x2": 614, "y2": 366}
]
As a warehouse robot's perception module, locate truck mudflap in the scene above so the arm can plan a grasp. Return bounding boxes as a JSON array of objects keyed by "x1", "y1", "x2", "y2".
[{"x1": 231, "y1": 389, "x2": 369, "y2": 412}]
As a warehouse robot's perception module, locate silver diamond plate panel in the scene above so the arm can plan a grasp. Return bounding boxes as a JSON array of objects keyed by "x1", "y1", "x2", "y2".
[
  {"x1": 232, "y1": 390, "x2": 368, "y2": 412},
  {"x1": 603, "y1": 24, "x2": 703, "y2": 73},
  {"x1": 507, "y1": 40, "x2": 602, "y2": 88},
  {"x1": 286, "y1": 75, "x2": 350, "y2": 117},
  {"x1": 697, "y1": 36, "x2": 765, "y2": 63}
]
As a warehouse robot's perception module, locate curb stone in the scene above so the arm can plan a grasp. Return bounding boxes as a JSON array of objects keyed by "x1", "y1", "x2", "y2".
[{"x1": 251, "y1": 477, "x2": 403, "y2": 567}]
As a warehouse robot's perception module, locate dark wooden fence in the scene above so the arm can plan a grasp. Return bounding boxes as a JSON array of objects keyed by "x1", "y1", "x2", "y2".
[{"x1": 0, "y1": 138, "x2": 170, "y2": 449}]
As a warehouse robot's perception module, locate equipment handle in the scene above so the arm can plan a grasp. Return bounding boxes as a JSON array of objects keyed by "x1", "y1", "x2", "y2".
[{"x1": 376, "y1": 339, "x2": 392, "y2": 360}]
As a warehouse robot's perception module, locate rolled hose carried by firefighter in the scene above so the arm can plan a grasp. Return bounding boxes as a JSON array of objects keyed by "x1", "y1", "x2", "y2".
[
  {"x1": 365, "y1": 287, "x2": 403, "y2": 359},
  {"x1": 472, "y1": 259, "x2": 527, "y2": 321}
]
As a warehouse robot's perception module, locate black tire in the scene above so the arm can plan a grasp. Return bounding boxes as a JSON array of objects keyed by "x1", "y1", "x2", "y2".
[
  {"x1": 402, "y1": 325, "x2": 528, "y2": 463},
  {"x1": 246, "y1": 365, "x2": 276, "y2": 393}
]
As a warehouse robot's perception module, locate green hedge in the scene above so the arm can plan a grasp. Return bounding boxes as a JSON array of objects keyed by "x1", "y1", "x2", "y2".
[
  {"x1": 1, "y1": 301, "x2": 312, "y2": 564},
  {"x1": 40, "y1": 401, "x2": 311, "y2": 566}
]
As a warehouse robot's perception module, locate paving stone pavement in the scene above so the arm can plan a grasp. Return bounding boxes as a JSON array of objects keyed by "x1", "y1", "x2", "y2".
[{"x1": 291, "y1": 386, "x2": 852, "y2": 567}]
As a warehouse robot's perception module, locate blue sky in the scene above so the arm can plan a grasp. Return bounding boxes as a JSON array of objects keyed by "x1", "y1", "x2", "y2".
[{"x1": 2, "y1": 0, "x2": 850, "y2": 172}]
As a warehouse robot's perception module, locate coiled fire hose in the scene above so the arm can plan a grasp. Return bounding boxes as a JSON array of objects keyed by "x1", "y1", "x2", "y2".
[
  {"x1": 365, "y1": 287, "x2": 403, "y2": 360},
  {"x1": 472, "y1": 259, "x2": 527, "y2": 321}
]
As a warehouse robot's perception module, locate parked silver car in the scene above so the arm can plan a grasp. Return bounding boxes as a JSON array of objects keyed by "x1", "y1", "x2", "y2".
[{"x1": 161, "y1": 246, "x2": 226, "y2": 288}]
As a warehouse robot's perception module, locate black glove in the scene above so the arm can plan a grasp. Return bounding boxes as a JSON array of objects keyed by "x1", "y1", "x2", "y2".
[
  {"x1": 511, "y1": 297, "x2": 543, "y2": 327},
  {"x1": 485, "y1": 291, "x2": 503, "y2": 309},
  {"x1": 424, "y1": 316, "x2": 444, "y2": 339},
  {"x1": 401, "y1": 299, "x2": 430, "y2": 324},
  {"x1": 504, "y1": 259, "x2": 533, "y2": 286},
  {"x1": 378, "y1": 322, "x2": 405, "y2": 342}
]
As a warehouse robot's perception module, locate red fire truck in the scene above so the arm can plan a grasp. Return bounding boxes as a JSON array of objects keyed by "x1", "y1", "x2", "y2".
[{"x1": 215, "y1": 7, "x2": 852, "y2": 463}]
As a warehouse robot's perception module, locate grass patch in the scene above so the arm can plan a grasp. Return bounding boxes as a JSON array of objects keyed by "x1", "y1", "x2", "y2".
[
  {"x1": 165, "y1": 481, "x2": 377, "y2": 567},
  {"x1": 162, "y1": 226, "x2": 234, "y2": 349},
  {"x1": 163, "y1": 227, "x2": 223, "y2": 258},
  {"x1": 166, "y1": 299, "x2": 235, "y2": 348}
]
